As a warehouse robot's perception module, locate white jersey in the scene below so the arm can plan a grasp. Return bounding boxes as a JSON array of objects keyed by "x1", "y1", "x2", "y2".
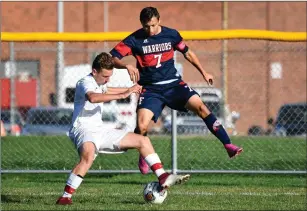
[
  {"x1": 71, "y1": 74, "x2": 107, "y2": 130},
  {"x1": 68, "y1": 73, "x2": 129, "y2": 156}
]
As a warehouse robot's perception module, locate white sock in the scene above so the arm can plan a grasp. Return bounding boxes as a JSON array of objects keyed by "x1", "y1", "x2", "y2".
[
  {"x1": 144, "y1": 153, "x2": 166, "y2": 177},
  {"x1": 62, "y1": 173, "x2": 83, "y2": 198}
]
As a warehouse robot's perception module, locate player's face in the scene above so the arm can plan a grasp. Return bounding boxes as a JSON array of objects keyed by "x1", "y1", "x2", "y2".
[
  {"x1": 142, "y1": 17, "x2": 161, "y2": 36},
  {"x1": 93, "y1": 68, "x2": 113, "y2": 85}
]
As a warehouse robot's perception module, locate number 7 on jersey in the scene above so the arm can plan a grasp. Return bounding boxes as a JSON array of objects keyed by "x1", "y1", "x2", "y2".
[{"x1": 154, "y1": 54, "x2": 162, "y2": 68}]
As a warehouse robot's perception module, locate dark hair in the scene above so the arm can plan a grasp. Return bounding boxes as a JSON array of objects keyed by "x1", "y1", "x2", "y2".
[
  {"x1": 92, "y1": 52, "x2": 114, "y2": 72},
  {"x1": 140, "y1": 7, "x2": 160, "y2": 24}
]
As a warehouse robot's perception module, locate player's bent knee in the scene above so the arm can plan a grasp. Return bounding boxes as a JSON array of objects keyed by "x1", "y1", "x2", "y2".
[
  {"x1": 141, "y1": 136, "x2": 152, "y2": 149},
  {"x1": 80, "y1": 155, "x2": 94, "y2": 166},
  {"x1": 135, "y1": 135, "x2": 150, "y2": 149},
  {"x1": 143, "y1": 136, "x2": 151, "y2": 145},
  {"x1": 136, "y1": 125, "x2": 148, "y2": 136},
  {"x1": 79, "y1": 142, "x2": 96, "y2": 165}
]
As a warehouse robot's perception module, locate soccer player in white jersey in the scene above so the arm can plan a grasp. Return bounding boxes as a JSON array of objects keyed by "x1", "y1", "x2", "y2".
[{"x1": 56, "y1": 52, "x2": 190, "y2": 205}]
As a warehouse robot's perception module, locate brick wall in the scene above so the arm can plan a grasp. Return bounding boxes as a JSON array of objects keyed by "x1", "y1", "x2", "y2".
[{"x1": 1, "y1": 2, "x2": 306, "y2": 134}]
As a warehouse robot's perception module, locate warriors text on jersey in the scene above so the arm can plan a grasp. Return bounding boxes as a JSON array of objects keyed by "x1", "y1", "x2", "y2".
[{"x1": 110, "y1": 26, "x2": 189, "y2": 85}]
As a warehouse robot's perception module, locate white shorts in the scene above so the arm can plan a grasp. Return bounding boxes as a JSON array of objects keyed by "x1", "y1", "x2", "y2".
[{"x1": 68, "y1": 126, "x2": 129, "y2": 158}]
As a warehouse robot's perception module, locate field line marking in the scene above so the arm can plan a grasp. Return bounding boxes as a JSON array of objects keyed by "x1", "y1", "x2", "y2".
[{"x1": 4, "y1": 191, "x2": 304, "y2": 197}]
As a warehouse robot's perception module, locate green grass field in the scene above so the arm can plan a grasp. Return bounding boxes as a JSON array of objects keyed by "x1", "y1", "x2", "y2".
[
  {"x1": 1, "y1": 135, "x2": 306, "y2": 171},
  {"x1": 1, "y1": 135, "x2": 306, "y2": 210},
  {"x1": 1, "y1": 173, "x2": 306, "y2": 210}
]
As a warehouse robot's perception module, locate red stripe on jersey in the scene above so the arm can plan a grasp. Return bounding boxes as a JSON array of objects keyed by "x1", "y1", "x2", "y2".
[
  {"x1": 151, "y1": 163, "x2": 163, "y2": 171},
  {"x1": 114, "y1": 41, "x2": 132, "y2": 57},
  {"x1": 176, "y1": 41, "x2": 186, "y2": 51},
  {"x1": 136, "y1": 50, "x2": 174, "y2": 67}
]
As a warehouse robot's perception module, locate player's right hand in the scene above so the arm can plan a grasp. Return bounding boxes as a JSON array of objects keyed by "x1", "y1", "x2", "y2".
[
  {"x1": 123, "y1": 84, "x2": 142, "y2": 98},
  {"x1": 126, "y1": 64, "x2": 140, "y2": 83},
  {"x1": 203, "y1": 73, "x2": 214, "y2": 86},
  {"x1": 129, "y1": 84, "x2": 142, "y2": 94}
]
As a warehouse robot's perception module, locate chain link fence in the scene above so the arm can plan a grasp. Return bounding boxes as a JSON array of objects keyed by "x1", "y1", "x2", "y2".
[{"x1": 1, "y1": 40, "x2": 306, "y2": 173}]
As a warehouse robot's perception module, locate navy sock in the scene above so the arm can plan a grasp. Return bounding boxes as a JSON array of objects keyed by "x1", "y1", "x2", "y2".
[{"x1": 202, "y1": 113, "x2": 231, "y2": 145}]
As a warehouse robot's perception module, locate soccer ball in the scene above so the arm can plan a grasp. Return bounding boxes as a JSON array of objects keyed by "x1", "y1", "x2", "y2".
[{"x1": 143, "y1": 181, "x2": 168, "y2": 204}]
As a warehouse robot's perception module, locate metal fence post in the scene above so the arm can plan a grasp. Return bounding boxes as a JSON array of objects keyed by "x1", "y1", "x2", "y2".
[
  {"x1": 9, "y1": 42, "x2": 16, "y2": 134},
  {"x1": 221, "y1": 1, "x2": 228, "y2": 125},
  {"x1": 172, "y1": 51, "x2": 178, "y2": 174},
  {"x1": 171, "y1": 109, "x2": 178, "y2": 174},
  {"x1": 56, "y1": 1, "x2": 64, "y2": 107}
]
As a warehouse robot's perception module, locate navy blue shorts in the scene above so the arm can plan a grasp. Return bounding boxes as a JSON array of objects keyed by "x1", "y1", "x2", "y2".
[{"x1": 137, "y1": 80, "x2": 199, "y2": 122}]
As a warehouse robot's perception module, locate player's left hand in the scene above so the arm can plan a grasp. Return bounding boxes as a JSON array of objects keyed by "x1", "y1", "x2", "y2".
[
  {"x1": 126, "y1": 64, "x2": 140, "y2": 83},
  {"x1": 203, "y1": 73, "x2": 214, "y2": 86}
]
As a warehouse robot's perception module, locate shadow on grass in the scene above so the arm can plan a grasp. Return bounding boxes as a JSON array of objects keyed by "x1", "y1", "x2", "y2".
[{"x1": 1, "y1": 194, "x2": 22, "y2": 203}]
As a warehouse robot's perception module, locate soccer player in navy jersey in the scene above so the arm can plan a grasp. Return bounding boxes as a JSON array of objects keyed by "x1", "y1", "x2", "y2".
[{"x1": 110, "y1": 7, "x2": 243, "y2": 174}]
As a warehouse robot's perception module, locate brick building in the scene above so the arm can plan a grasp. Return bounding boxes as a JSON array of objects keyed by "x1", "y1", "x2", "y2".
[{"x1": 1, "y1": 2, "x2": 306, "y2": 134}]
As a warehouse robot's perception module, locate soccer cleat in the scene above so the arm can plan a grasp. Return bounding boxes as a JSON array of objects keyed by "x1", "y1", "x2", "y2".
[
  {"x1": 159, "y1": 173, "x2": 190, "y2": 189},
  {"x1": 225, "y1": 144, "x2": 243, "y2": 158},
  {"x1": 56, "y1": 197, "x2": 72, "y2": 205},
  {"x1": 138, "y1": 155, "x2": 150, "y2": 175}
]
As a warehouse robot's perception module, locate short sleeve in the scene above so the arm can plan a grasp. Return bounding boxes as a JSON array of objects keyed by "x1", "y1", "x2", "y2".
[
  {"x1": 101, "y1": 84, "x2": 108, "y2": 93},
  {"x1": 110, "y1": 35, "x2": 134, "y2": 59},
  {"x1": 80, "y1": 78, "x2": 96, "y2": 95},
  {"x1": 173, "y1": 30, "x2": 189, "y2": 54}
]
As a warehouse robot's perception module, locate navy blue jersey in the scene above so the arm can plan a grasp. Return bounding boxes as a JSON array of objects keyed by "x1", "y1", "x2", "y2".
[{"x1": 110, "y1": 26, "x2": 189, "y2": 85}]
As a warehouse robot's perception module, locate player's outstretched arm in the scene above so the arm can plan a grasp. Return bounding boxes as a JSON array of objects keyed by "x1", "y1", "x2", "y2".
[
  {"x1": 112, "y1": 57, "x2": 140, "y2": 83},
  {"x1": 106, "y1": 87, "x2": 130, "y2": 94},
  {"x1": 184, "y1": 49, "x2": 214, "y2": 86},
  {"x1": 86, "y1": 84, "x2": 142, "y2": 103},
  {"x1": 106, "y1": 85, "x2": 141, "y2": 95}
]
